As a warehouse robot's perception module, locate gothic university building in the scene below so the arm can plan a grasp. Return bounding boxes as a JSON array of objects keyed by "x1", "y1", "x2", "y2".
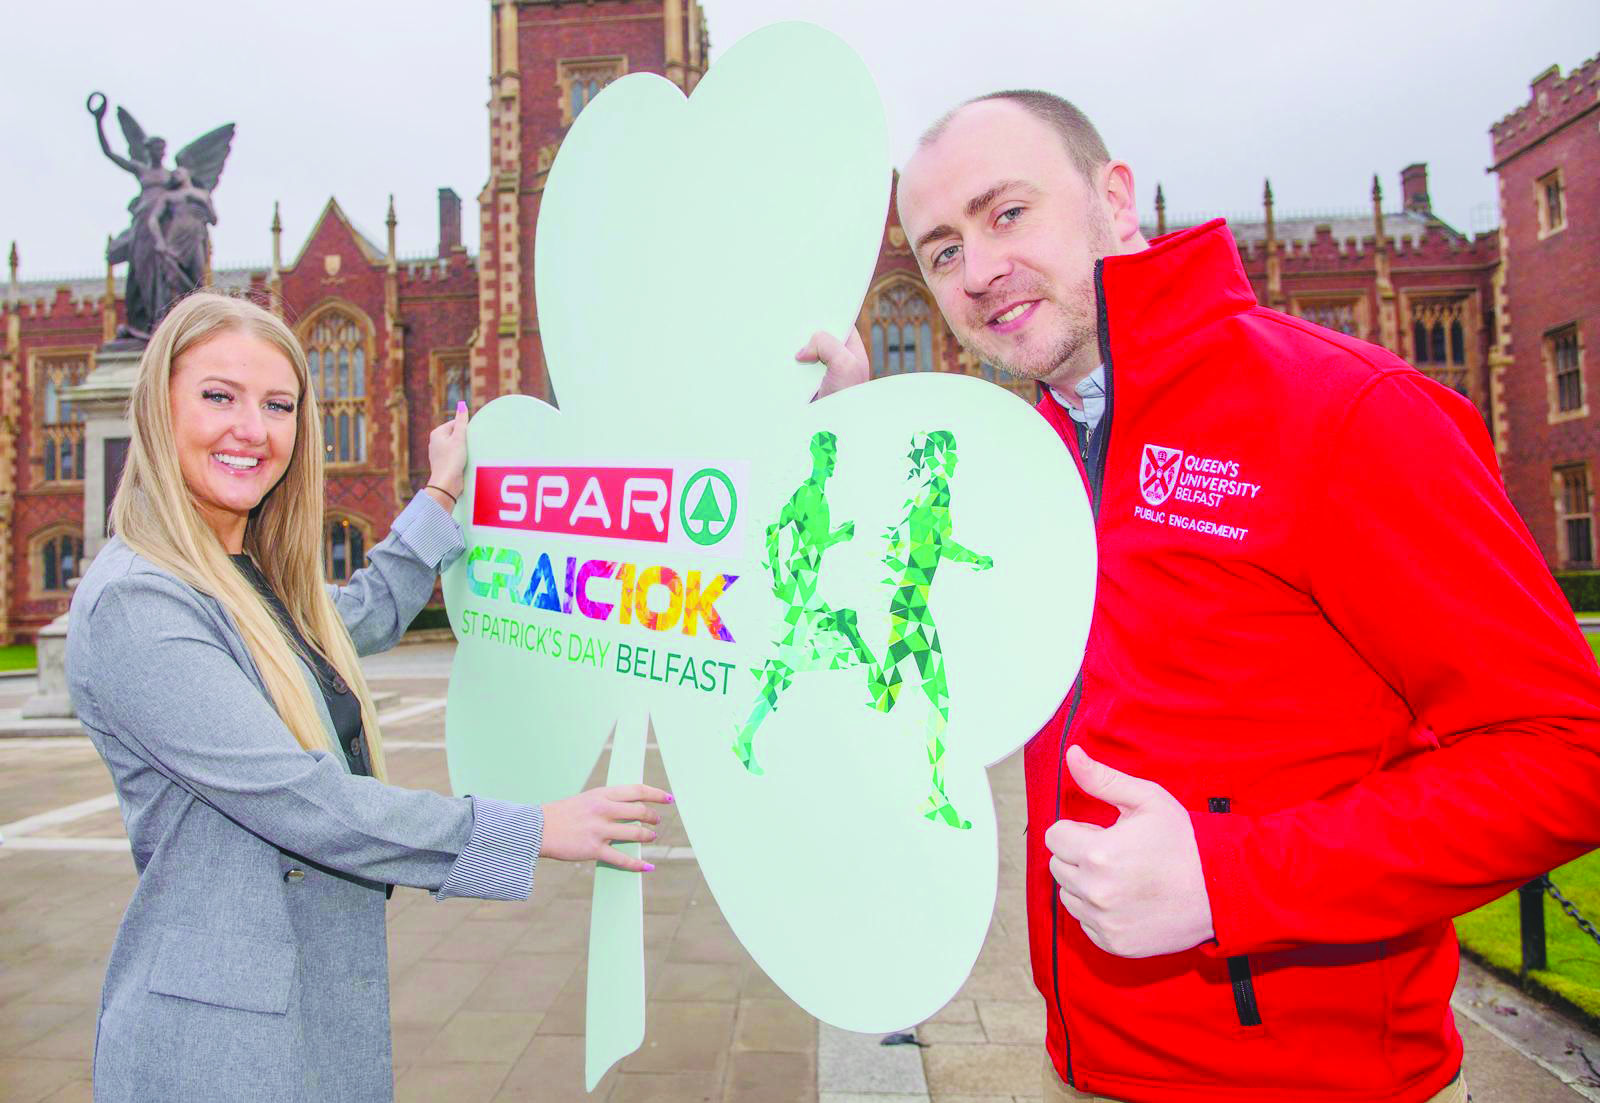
[{"x1": 0, "y1": 2, "x2": 1594, "y2": 640}]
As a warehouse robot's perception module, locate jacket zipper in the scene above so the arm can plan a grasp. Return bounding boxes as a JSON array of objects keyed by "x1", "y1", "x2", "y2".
[
  {"x1": 1207, "y1": 797, "x2": 1263, "y2": 1027},
  {"x1": 1049, "y1": 260, "x2": 1118, "y2": 1088}
]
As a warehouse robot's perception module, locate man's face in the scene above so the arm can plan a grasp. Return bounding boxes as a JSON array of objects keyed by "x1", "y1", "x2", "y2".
[{"x1": 897, "y1": 101, "x2": 1113, "y2": 388}]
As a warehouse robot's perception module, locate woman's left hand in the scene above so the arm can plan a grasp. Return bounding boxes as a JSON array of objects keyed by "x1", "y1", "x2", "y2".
[{"x1": 425, "y1": 401, "x2": 469, "y2": 507}]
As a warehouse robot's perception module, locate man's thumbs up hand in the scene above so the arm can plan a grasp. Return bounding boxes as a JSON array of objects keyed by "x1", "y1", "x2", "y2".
[{"x1": 1043, "y1": 745, "x2": 1216, "y2": 959}]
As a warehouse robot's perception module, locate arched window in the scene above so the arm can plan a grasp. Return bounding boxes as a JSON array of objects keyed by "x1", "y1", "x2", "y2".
[
  {"x1": 1408, "y1": 295, "x2": 1473, "y2": 395},
  {"x1": 868, "y1": 281, "x2": 937, "y2": 377},
  {"x1": 327, "y1": 517, "x2": 368, "y2": 583},
  {"x1": 34, "y1": 528, "x2": 84, "y2": 595},
  {"x1": 434, "y1": 351, "x2": 471, "y2": 420},
  {"x1": 301, "y1": 308, "x2": 370, "y2": 466},
  {"x1": 34, "y1": 350, "x2": 90, "y2": 484},
  {"x1": 559, "y1": 57, "x2": 626, "y2": 124},
  {"x1": 1297, "y1": 298, "x2": 1361, "y2": 337}
]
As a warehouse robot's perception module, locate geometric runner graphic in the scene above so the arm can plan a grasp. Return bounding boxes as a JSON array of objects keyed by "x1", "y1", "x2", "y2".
[
  {"x1": 732, "y1": 431, "x2": 877, "y2": 775},
  {"x1": 866, "y1": 430, "x2": 992, "y2": 829}
]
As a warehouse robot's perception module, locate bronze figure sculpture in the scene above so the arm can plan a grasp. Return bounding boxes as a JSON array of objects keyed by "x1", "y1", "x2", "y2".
[{"x1": 88, "y1": 93, "x2": 234, "y2": 341}]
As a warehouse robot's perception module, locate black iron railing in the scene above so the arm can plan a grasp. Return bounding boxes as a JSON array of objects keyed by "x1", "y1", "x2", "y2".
[{"x1": 1518, "y1": 874, "x2": 1600, "y2": 978}]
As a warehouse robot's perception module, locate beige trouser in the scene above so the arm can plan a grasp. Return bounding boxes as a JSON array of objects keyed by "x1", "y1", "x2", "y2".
[{"x1": 1043, "y1": 1056, "x2": 1470, "y2": 1103}]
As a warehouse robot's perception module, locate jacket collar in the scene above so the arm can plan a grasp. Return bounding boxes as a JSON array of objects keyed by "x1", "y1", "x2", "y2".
[{"x1": 1099, "y1": 219, "x2": 1258, "y2": 357}]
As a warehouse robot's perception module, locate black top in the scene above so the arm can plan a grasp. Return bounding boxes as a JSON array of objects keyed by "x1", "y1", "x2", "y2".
[{"x1": 231, "y1": 555, "x2": 368, "y2": 777}]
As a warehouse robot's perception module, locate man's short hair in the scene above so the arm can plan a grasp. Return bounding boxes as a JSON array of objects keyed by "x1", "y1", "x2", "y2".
[{"x1": 921, "y1": 90, "x2": 1110, "y2": 181}]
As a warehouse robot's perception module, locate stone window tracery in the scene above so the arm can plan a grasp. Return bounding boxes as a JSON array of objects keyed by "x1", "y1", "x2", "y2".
[
  {"x1": 1293, "y1": 296, "x2": 1366, "y2": 340},
  {"x1": 433, "y1": 350, "x2": 471, "y2": 421},
  {"x1": 327, "y1": 515, "x2": 369, "y2": 583},
  {"x1": 867, "y1": 281, "x2": 936, "y2": 376},
  {"x1": 1537, "y1": 169, "x2": 1566, "y2": 237},
  {"x1": 1556, "y1": 464, "x2": 1594, "y2": 568},
  {"x1": 559, "y1": 57, "x2": 627, "y2": 126},
  {"x1": 1407, "y1": 297, "x2": 1469, "y2": 395},
  {"x1": 1548, "y1": 325, "x2": 1584, "y2": 417},
  {"x1": 302, "y1": 308, "x2": 371, "y2": 466},
  {"x1": 33, "y1": 350, "x2": 90, "y2": 484},
  {"x1": 33, "y1": 526, "x2": 83, "y2": 596}
]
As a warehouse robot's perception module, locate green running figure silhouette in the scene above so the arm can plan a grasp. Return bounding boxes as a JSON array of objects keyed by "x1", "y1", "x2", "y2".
[
  {"x1": 733, "y1": 431, "x2": 876, "y2": 775},
  {"x1": 869, "y1": 430, "x2": 993, "y2": 830}
]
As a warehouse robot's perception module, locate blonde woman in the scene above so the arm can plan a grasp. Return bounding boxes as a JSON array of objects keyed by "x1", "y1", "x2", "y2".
[{"x1": 65, "y1": 291, "x2": 668, "y2": 1102}]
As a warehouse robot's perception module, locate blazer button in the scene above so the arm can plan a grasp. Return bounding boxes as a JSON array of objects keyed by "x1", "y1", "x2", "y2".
[
  {"x1": 331, "y1": 674, "x2": 349, "y2": 695},
  {"x1": 284, "y1": 868, "x2": 305, "y2": 883},
  {"x1": 349, "y1": 738, "x2": 362, "y2": 756}
]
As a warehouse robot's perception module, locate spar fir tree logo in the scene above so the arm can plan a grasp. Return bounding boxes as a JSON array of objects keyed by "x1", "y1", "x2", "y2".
[{"x1": 681, "y1": 467, "x2": 738, "y2": 546}]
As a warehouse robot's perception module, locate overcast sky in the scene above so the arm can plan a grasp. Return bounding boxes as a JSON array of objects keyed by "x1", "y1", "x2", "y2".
[{"x1": 5, "y1": 1, "x2": 1595, "y2": 281}]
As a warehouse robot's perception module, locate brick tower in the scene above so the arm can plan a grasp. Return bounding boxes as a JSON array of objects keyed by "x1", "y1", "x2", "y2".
[
  {"x1": 1490, "y1": 55, "x2": 1600, "y2": 569},
  {"x1": 472, "y1": 0, "x2": 710, "y2": 409}
]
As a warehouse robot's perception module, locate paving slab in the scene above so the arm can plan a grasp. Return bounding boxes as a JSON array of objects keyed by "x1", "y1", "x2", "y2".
[
  {"x1": 2, "y1": 638, "x2": 1597, "y2": 1103},
  {"x1": 818, "y1": 1025, "x2": 929, "y2": 1097}
]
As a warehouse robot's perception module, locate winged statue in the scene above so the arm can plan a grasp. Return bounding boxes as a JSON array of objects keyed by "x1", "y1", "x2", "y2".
[{"x1": 88, "y1": 93, "x2": 235, "y2": 341}]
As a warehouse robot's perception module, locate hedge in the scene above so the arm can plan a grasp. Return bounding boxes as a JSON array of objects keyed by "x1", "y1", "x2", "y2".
[
  {"x1": 1555, "y1": 571, "x2": 1600, "y2": 614},
  {"x1": 405, "y1": 605, "x2": 451, "y2": 633}
]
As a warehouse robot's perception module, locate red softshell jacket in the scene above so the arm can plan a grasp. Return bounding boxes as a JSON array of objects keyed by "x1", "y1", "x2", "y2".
[{"x1": 1024, "y1": 220, "x2": 1600, "y2": 1102}]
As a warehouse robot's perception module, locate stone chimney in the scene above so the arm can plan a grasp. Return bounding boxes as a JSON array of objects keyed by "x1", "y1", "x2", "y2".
[
  {"x1": 1400, "y1": 164, "x2": 1430, "y2": 214},
  {"x1": 437, "y1": 187, "x2": 463, "y2": 256}
]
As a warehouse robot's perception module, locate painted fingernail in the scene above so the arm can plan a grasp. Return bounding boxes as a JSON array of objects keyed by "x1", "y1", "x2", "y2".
[
  {"x1": 642, "y1": 863, "x2": 655, "y2": 872},
  {"x1": 665, "y1": 793, "x2": 675, "y2": 804},
  {"x1": 457, "y1": 400, "x2": 468, "y2": 414}
]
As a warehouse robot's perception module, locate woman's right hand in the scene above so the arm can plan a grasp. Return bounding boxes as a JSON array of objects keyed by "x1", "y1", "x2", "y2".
[
  {"x1": 540, "y1": 784, "x2": 673, "y2": 872},
  {"x1": 799, "y1": 327, "x2": 870, "y2": 399}
]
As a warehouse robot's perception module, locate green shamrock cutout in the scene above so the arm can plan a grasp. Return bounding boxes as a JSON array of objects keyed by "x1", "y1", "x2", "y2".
[{"x1": 440, "y1": 23, "x2": 1095, "y2": 1090}]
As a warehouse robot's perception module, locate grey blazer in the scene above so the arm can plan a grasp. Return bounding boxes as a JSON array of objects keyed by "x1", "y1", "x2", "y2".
[{"x1": 66, "y1": 494, "x2": 542, "y2": 1103}]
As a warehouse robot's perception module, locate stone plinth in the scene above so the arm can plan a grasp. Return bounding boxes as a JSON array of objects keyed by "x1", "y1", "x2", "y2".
[
  {"x1": 70, "y1": 339, "x2": 142, "y2": 562},
  {"x1": 18, "y1": 616, "x2": 72, "y2": 720},
  {"x1": 20, "y1": 340, "x2": 140, "y2": 722}
]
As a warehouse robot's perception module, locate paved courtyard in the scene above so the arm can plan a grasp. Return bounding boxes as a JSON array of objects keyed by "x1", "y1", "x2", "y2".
[{"x1": 1, "y1": 642, "x2": 1596, "y2": 1102}]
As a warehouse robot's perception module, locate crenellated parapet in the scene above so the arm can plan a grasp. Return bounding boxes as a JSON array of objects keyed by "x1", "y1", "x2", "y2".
[
  {"x1": 1491, "y1": 54, "x2": 1600, "y2": 167},
  {"x1": 395, "y1": 253, "x2": 479, "y2": 293}
]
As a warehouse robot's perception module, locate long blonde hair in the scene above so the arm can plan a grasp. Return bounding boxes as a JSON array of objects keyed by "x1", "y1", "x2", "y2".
[{"x1": 110, "y1": 291, "x2": 389, "y2": 781}]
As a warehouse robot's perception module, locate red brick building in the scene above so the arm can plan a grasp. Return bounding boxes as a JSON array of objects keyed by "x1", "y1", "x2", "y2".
[
  {"x1": 1489, "y1": 55, "x2": 1600, "y2": 570},
  {"x1": 0, "y1": 2, "x2": 1583, "y2": 639},
  {"x1": 1153, "y1": 172, "x2": 1501, "y2": 421}
]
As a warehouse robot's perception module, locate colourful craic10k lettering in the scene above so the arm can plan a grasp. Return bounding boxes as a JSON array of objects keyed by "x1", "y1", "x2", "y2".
[{"x1": 465, "y1": 545, "x2": 738, "y2": 642}]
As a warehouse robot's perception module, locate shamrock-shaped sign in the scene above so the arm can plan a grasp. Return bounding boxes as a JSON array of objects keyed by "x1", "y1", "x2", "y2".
[{"x1": 441, "y1": 23, "x2": 1095, "y2": 1089}]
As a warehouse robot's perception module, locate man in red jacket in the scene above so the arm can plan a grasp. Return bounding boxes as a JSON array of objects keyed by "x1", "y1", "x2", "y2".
[{"x1": 805, "y1": 91, "x2": 1600, "y2": 1102}]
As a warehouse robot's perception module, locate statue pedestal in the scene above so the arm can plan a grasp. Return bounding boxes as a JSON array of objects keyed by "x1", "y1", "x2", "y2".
[
  {"x1": 21, "y1": 341, "x2": 141, "y2": 722},
  {"x1": 19, "y1": 617, "x2": 71, "y2": 719},
  {"x1": 73, "y1": 340, "x2": 143, "y2": 562}
]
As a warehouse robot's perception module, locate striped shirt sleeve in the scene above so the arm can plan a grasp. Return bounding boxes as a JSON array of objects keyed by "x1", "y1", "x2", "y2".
[
  {"x1": 391, "y1": 491, "x2": 466, "y2": 572},
  {"x1": 432, "y1": 796, "x2": 543, "y2": 902}
]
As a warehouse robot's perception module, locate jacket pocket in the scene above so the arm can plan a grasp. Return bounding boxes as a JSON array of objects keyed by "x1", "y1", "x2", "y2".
[
  {"x1": 147, "y1": 925, "x2": 297, "y2": 1015},
  {"x1": 1208, "y1": 797, "x2": 1263, "y2": 1028}
]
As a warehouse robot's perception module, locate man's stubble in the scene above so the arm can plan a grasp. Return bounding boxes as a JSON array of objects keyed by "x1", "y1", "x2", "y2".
[{"x1": 951, "y1": 208, "x2": 1114, "y2": 388}]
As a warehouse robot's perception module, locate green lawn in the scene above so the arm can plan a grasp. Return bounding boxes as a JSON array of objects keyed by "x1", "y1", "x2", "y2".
[
  {"x1": 0, "y1": 643, "x2": 36, "y2": 672},
  {"x1": 1452, "y1": 628, "x2": 1600, "y2": 1021},
  {"x1": 1455, "y1": 848, "x2": 1600, "y2": 1022}
]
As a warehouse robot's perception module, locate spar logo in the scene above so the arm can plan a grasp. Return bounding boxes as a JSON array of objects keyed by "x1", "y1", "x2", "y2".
[
  {"x1": 1139, "y1": 445, "x2": 1183, "y2": 506},
  {"x1": 679, "y1": 468, "x2": 737, "y2": 546},
  {"x1": 472, "y1": 463, "x2": 745, "y2": 554},
  {"x1": 475, "y1": 466, "x2": 673, "y2": 541}
]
